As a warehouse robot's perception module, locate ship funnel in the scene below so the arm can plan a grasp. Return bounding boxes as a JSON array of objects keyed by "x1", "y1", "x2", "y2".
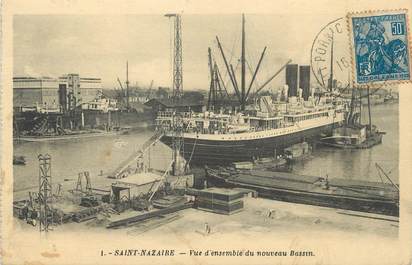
[
  {"x1": 286, "y1": 64, "x2": 298, "y2": 98},
  {"x1": 299, "y1": 65, "x2": 311, "y2": 101}
]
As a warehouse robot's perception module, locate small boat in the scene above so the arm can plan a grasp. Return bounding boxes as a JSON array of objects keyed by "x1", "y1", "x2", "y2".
[
  {"x1": 113, "y1": 126, "x2": 132, "y2": 135},
  {"x1": 230, "y1": 157, "x2": 290, "y2": 172},
  {"x1": 320, "y1": 86, "x2": 386, "y2": 150},
  {"x1": 205, "y1": 166, "x2": 399, "y2": 216},
  {"x1": 284, "y1": 142, "x2": 312, "y2": 162},
  {"x1": 319, "y1": 125, "x2": 384, "y2": 149},
  {"x1": 13, "y1": 155, "x2": 26, "y2": 165}
]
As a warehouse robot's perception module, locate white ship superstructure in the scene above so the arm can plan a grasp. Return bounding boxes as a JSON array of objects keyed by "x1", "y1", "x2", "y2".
[{"x1": 156, "y1": 94, "x2": 347, "y2": 164}]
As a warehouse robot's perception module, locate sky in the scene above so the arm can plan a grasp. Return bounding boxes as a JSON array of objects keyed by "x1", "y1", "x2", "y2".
[{"x1": 13, "y1": 13, "x2": 344, "y2": 91}]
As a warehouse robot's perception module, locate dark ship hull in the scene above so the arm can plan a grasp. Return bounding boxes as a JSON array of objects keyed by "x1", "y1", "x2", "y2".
[
  {"x1": 160, "y1": 123, "x2": 338, "y2": 165},
  {"x1": 205, "y1": 167, "x2": 399, "y2": 217}
]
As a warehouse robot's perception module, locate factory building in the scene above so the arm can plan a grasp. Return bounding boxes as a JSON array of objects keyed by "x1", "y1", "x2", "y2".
[{"x1": 13, "y1": 74, "x2": 102, "y2": 113}]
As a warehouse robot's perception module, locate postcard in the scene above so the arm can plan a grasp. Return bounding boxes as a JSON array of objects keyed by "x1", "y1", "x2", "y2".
[{"x1": 1, "y1": 0, "x2": 412, "y2": 264}]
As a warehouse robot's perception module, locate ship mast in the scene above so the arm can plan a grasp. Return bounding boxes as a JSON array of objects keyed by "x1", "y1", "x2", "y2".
[
  {"x1": 126, "y1": 61, "x2": 130, "y2": 110},
  {"x1": 216, "y1": 14, "x2": 290, "y2": 110},
  {"x1": 348, "y1": 87, "x2": 356, "y2": 124},
  {"x1": 327, "y1": 32, "x2": 334, "y2": 92},
  {"x1": 207, "y1": 47, "x2": 214, "y2": 111},
  {"x1": 367, "y1": 88, "x2": 372, "y2": 133},
  {"x1": 241, "y1": 14, "x2": 246, "y2": 111},
  {"x1": 358, "y1": 89, "x2": 362, "y2": 123}
]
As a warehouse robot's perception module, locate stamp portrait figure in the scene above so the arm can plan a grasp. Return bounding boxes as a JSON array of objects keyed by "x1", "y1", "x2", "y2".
[{"x1": 350, "y1": 12, "x2": 410, "y2": 84}]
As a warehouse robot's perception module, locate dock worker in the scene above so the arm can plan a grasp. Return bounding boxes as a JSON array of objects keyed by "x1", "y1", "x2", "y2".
[
  {"x1": 325, "y1": 174, "x2": 330, "y2": 190},
  {"x1": 268, "y1": 209, "x2": 275, "y2": 219},
  {"x1": 21, "y1": 202, "x2": 29, "y2": 220},
  {"x1": 185, "y1": 178, "x2": 189, "y2": 190},
  {"x1": 205, "y1": 222, "x2": 211, "y2": 235},
  {"x1": 30, "y1": 209, "x2": 38, "y2": 226}
]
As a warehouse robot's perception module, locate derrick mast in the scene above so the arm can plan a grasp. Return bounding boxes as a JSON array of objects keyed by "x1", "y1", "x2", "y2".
[{"x1": 165, "y1": 13, "x2": 183, "y2": 101}]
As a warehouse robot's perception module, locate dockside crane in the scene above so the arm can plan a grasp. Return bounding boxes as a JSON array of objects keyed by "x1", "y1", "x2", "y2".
[
  {"x1": 116, "y1": 61, "x2": 131, "y2": 110},
  {"x1": 117, "y1": 77, "x2": 124, "y2": 95},
  {"x1": 207, "y1": 47, "x2": 228, "y2": 111},
  {"x1": 165, "y1": 13, "x2": 185, "y2": 175},
  {"x1": 165, "y1": 13, "x2": 183, "y2": 101},
  {"x1": 146, "y1": 80, "x2": 154, "y2": 100}
]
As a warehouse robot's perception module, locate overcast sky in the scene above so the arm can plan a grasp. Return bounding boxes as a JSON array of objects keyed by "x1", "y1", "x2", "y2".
[{"x1": 13, "y1": 13, "x2": 344, "y2": 91}]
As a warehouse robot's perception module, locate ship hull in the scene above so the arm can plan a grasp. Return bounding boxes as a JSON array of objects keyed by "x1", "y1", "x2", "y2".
[
  {"x1": 205, "y1": 167, "x2": 399, "y2": 217},
  {"x1": 160, "y1": 123, "x2": 338, "y2": 165}
]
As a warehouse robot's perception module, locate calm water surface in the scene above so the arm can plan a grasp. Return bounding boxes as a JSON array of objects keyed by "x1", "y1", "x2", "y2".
[
  {"x1": 14, "y1": 103, "x2": 399, "y2": 193},
  {"x1": 293, "y1": 103, "x2": 399, "y2": 182},
  {"x1": 13, "y1": 129, "x2": 172, "y2": 192}
]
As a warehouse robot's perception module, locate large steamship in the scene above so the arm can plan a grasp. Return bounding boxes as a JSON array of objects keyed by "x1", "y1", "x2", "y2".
[
  {"x1": 157, "y1": 95, "x2": 346, "y2": 164},
  {"x1": 156, "y1": 15, "x2": 348, "y2": 165}
]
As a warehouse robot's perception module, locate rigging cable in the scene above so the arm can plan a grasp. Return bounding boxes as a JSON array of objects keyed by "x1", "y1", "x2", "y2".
[{"x1": 185, "y1": 136, "x2": 198, "y2": 172}]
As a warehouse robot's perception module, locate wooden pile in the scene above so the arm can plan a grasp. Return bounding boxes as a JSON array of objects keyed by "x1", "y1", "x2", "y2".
[{"x1": 195, "y1": 188, "x2": 244, "y2": 215}]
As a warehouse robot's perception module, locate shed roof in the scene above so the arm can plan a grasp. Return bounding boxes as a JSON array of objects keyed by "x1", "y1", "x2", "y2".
[
  {"x1": 144, "y1": 98, "x2": 204, "y2": 108},
  {"x1": 113, "y1": 172, "x2": 162, "y2": 187}
]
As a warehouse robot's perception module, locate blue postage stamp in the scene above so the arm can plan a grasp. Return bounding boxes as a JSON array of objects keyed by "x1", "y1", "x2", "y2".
[{"x1": 348, "y1": 10, "x2": 411, "y2": 85}]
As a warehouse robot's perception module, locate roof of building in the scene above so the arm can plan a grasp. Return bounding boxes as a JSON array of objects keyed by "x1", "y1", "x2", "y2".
[
  {"x1": 13, "y1": 76, "x2": 58, "y2": 81},
  {"x1": 129, "y1": 101, "x2": 150, "y2": 110},
  {"x1": 14, "y1": 75, "x2": 101, "y2": 81},
  {"x1": 144, "y1": 98, "x2": 204, "y2": 108},
  {"x1": 101, "y1": 89, "x2": 121, "y2": 99},
  {"x1": 113, "y1": 172, "x2": 162, "y2": 187},
  {"x1": 60, "y1": 74, "x2": 101, "y2": 81}
]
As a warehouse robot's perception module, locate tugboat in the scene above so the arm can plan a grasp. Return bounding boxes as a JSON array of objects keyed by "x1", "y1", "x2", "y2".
[
  {"x1": 319, "y1": 88, "x2": 385, "y2": 149},
  {"x1": 319, "y1": 124, "x2": 384, "y2": 149},
  {"x1": 284, "y1": 142, "x2": 312, "y2": 162}
]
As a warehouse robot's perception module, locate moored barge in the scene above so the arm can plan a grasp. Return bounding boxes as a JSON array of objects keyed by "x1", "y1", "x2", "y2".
[{"x1": 205, "y1": 166, "x2": 399, "y2": 216}]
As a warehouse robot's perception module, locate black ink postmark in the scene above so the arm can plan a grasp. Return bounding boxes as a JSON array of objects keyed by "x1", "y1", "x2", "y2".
[{"x1": 311, "y1": 17, "x2": 384, "y2": 99}]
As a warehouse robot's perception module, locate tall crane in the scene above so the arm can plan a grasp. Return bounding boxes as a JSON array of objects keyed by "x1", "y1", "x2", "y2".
[
  {"x1": 146, "y1": 80, "x2": 154, "y2": 100},
  {"x1": 117, "y1": 77, "x2": 126, "y2": 108},
  {"x1": 116, "y1": 61, "x2": 131, "y2": 110},
  {"x1": 117, "y1": 77, "x2": 124, "y2": 93},
  {"x1": 126, "y1": 61, "x2": 130, "y2": 109},
  {"x1": 165, "y1": 13, "x2": 183, "y2": 101},
  {"x1": 207, "y1": 47, "x2": 227, "y2": 111}
]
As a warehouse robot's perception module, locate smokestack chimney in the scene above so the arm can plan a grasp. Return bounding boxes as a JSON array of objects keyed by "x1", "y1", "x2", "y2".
[
  {"x1": 299, "y1": 65, "x2": 311, "y2": 101},
  {"x1": 286, "y1": 64, "x2": 298, "y2": 97}
]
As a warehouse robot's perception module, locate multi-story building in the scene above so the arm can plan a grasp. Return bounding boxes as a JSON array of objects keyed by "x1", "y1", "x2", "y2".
[
  {"x1": 58, "y1": 74, "x2": 102, "y2": 112},
  {"x1": 13, "y1": 77, "x2": 61, "y2": 112},
  {"x1": 13, "y1": 74, "x2": 102, "y2": 113}
]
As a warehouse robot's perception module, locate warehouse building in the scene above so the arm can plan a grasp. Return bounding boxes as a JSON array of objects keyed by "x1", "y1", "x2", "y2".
[
  {"x1": 13, "y1": 74, "x2": 102, "y2": 113},
  {"x1": 13, "y1": 77, "x2": 60, "y2": 112}
]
